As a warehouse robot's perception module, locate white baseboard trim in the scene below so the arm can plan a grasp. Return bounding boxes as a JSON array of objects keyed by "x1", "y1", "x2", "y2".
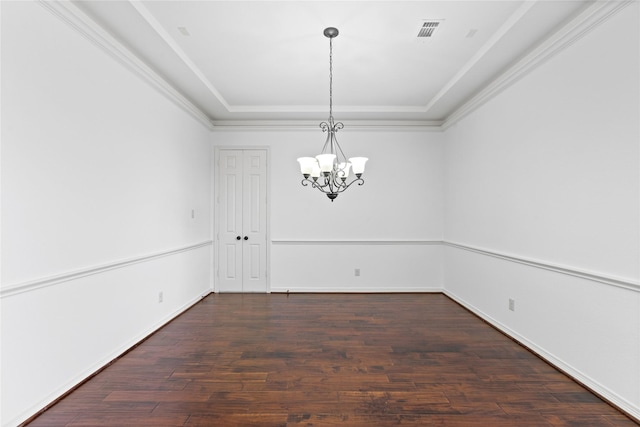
[
  {"x1": 443, "y1": 289, "x2": 640, "y2": 423},
  {"x1": 272, "y1": 239, "x2": 443, "y2": 246},
  {"x1": 1, "y1": 241, "x2": 213, "y2": 298},
  {"x1": 8, "y1": 291, "x2": 211, "y2": 427},
  {"x1": 269, "y1": 285, "x2": 444, "y2": 293}
]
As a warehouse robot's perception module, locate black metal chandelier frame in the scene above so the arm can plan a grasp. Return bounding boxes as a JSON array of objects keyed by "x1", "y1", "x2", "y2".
[{"x1": 298, "y1": 27, "x2": 367, "y2": 202}]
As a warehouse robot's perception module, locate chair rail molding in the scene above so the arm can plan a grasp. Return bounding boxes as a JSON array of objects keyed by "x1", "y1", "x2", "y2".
[
  {"x1": 444, "y1": 241, "x2": 639, "y2": 292},
  {"x1": 1, "y1": 241, "x2": 213, "y2": 298}
]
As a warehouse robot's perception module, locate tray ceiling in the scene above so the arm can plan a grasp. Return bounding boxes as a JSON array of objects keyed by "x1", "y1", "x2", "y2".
[{"x1": 69, "y1": 1, "x2": 593, "y2": 127}]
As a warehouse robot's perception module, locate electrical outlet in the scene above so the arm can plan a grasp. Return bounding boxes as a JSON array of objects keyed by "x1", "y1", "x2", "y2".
[
  {"x1": 508, "y1": 298, "x2": 515, "y2": 311},
  {"x1": 159, "y1": 291, "x2": 164, "y2": 303},
  {"x1": 191, "y1": 209, "x2": 195, "y2": 219},
  {"x1": 355, "y1": 268, "x2": 360, "y2": 277}
]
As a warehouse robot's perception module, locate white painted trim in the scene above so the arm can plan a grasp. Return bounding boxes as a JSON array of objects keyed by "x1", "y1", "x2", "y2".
[
  {"x1": 209, "y1": 145, "x2": 219, "y2": 292},
  {"x1": 38, "y1": 0, "x2": 632, "y2": 131},
  {"x1": 37, "y1": 0, "x2": 214, "y2": 130},
  {"x1": 424, "y1": 1, "x2": 537, "y2": 114},
  {"x1": 0, "y1": 241, "x2": 213, "y2": 298},
  {"x1": 128, "y1": 0, "x2": 231, "y2": 111},
  {"x1": 270, "y1": 285, "x2": 444, "y2": 294},
  {"x1": 442, "y1": 0, "x2": 634, "y2": 129},
  {"x1": 443, "y1": 289, "x2": 640, "y2": 422},
  {"x1": 272, "y1": 239, "x2": 443, "y2": 245},
  {"x1": 272, "y1": 240, "x2": 639, "y2": 292},
  {"x1": 210, "y1": 120, "x2": 444, "y2": 131},
  {"x1": 7, "y1": 292, "x2": 210, "y2": 427},
  {"x1": 444, "y1": 241, "x2": 639, "y2": 292}
]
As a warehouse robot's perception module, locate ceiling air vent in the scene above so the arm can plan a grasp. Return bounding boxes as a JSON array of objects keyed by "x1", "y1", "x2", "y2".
[{"x1": 417, "y1": 21, "x2": 441, "y2": 38}]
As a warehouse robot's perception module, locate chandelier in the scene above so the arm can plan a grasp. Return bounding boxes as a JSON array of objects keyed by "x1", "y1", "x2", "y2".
[{"x1": 297, "y1": 27, "x2": 368, "y2": 202}]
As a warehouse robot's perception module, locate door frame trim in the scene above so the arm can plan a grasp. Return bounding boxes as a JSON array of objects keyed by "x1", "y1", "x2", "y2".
[{"x1": 213, "y1": 146, "x2": 271, "y2": 293}]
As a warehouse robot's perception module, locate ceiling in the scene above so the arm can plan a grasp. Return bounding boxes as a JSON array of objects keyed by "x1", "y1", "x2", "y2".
[{"x1": 70, "y1": 0, "x2": 591, "y2": 128}]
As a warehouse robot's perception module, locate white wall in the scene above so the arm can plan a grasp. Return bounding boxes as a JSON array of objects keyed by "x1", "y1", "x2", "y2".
[
  {"x1": 443, "y1": 2, "x2": 639, "y2": 418},
  {"x1": 1, "y1": 2, "x2": 212, "y2": 426},
  {"x1": 2, "y1": 0, "x2": 638, "y2": 425},
  {"x1": 212, "y1": 129, "x2": 445, "y2": 292}
]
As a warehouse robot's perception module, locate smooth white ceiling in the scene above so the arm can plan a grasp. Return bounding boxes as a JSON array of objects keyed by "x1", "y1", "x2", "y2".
[{"x1": 71, "y1": 1, "x2": 590, "y2": 126}]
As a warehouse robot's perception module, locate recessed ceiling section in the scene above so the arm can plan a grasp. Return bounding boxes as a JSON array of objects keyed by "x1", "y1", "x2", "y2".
[{"x1": 71, "y1": 0, "x2": 592, "y2": 125}]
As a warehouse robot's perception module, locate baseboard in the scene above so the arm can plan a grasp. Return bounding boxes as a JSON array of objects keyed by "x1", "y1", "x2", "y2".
[
  {"x1": 15, "y1": 291, "x2": 212, "y2": 427},
  {"x1": 269, "y1": 285, "x2": 444, "y2": 293},
  {"x1": 443, "y1": 289, "x2": 640, "y2": 423}
]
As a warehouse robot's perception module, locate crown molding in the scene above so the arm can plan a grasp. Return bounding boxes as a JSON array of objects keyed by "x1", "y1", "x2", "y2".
[
  {"x1": 441, "y1": 0, "x2": 634, "y2": 130},
  {"x1": 210, "y1": 120, "x2": 444, "y2": 131},
  {"x1": 38, "y1": 0, "x2": 215, "y2": 130},
  {"x1": 128, "y1": 0, "x2": 231, "y2": 112},
  {"x1": 423, "y1": 0, "x2": 537, "y2": 115},
  {"x1": 38, "y1": 0, "x2": 632, "y2": 132}
]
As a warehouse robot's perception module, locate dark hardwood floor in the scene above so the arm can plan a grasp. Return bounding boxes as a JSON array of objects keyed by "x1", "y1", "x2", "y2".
[{"x1": 26, "y1": 293, "x2": 637, "y2": 426}]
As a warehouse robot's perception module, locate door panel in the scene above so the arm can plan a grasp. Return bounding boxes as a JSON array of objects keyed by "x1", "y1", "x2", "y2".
[
  {"x1": 218, "y1": 149, "x2": 268, "y2": 293},
  {"x1": 218, "y1": 150, "x2": 243, "y2": 292},
  {"x1": 242, "y1": 150, "x2": 267, "y2": 292},
  {"x1": 224, "y1": 245, "x2": 236, "y2": 279}
]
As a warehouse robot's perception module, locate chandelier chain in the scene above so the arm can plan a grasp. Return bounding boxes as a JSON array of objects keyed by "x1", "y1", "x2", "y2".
[{"x1": 329, "y1": 36, "x2": 333, "y2": 122}]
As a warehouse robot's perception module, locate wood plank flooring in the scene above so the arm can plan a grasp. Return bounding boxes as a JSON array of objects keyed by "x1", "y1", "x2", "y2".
[{"x1": 26, "y1": 293, "x2": 637, "y2": 426}]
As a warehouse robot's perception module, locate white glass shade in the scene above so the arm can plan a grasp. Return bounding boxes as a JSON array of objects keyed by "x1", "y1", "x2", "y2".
[
  {"x1": 297, "y1": 157, "x2": 317, "y2": 175},
  {"x1": 348, "y1": 157, "x2": 368, "y2": 174},
  {"x1": 336, "y1": 162, "x2": 351, "y2": 179},
  {"x1": 310, "y1": 163, "x2": 321, "y2": 178},
  {"x1": 315, "y1": 154, "x2": 336, "y2": 172}
]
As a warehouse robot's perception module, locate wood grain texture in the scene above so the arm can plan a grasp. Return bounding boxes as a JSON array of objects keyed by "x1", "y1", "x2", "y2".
[{"x1": 25, "y1": 293, "x2": 637, "y2": 426}]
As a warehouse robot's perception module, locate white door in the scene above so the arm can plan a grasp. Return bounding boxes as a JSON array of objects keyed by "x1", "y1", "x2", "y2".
[{"x1": 217, "y1": 149, "x2": 268, "y2": 292}]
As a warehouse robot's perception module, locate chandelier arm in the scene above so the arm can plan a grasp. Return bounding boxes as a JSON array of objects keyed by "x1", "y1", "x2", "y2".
[
  {"x1": 308, "y1": 177, "x2": 338, "y2": 195},
  {"x1": 320, "y1": 126, "x2": 332, "y2": 154},
  {"x1": 310, "y1": 175, "x2": 334, "y2": 190},
  {"x1": 302, "y1": 178, "x2": 328, "y2": 193},
  {"x1": 328, "y1": 176, "x2": 336, "y2": 193},
  {"x1": 335, "y1": 177, "x2": 364, "y2": 193},
  {"x1": 303, "y1": 174, "x2": 363, "y2": 196},
  {"x1": 332, "y1": 130, "x2": 348, "y2": 165}
]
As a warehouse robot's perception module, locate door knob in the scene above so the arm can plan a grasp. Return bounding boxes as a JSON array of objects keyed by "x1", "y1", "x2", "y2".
[
  {"x1": 236, "y1": 236, "x2": 241, "y2": 240},
  {"x1": 244, "y1": 236, "x2": 249, "y2": 241}
]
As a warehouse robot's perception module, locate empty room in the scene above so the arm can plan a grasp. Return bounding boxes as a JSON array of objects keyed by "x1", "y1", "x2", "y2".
[{"x1": 1, "y1": 0, "x2": 638, "y2": 426}]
